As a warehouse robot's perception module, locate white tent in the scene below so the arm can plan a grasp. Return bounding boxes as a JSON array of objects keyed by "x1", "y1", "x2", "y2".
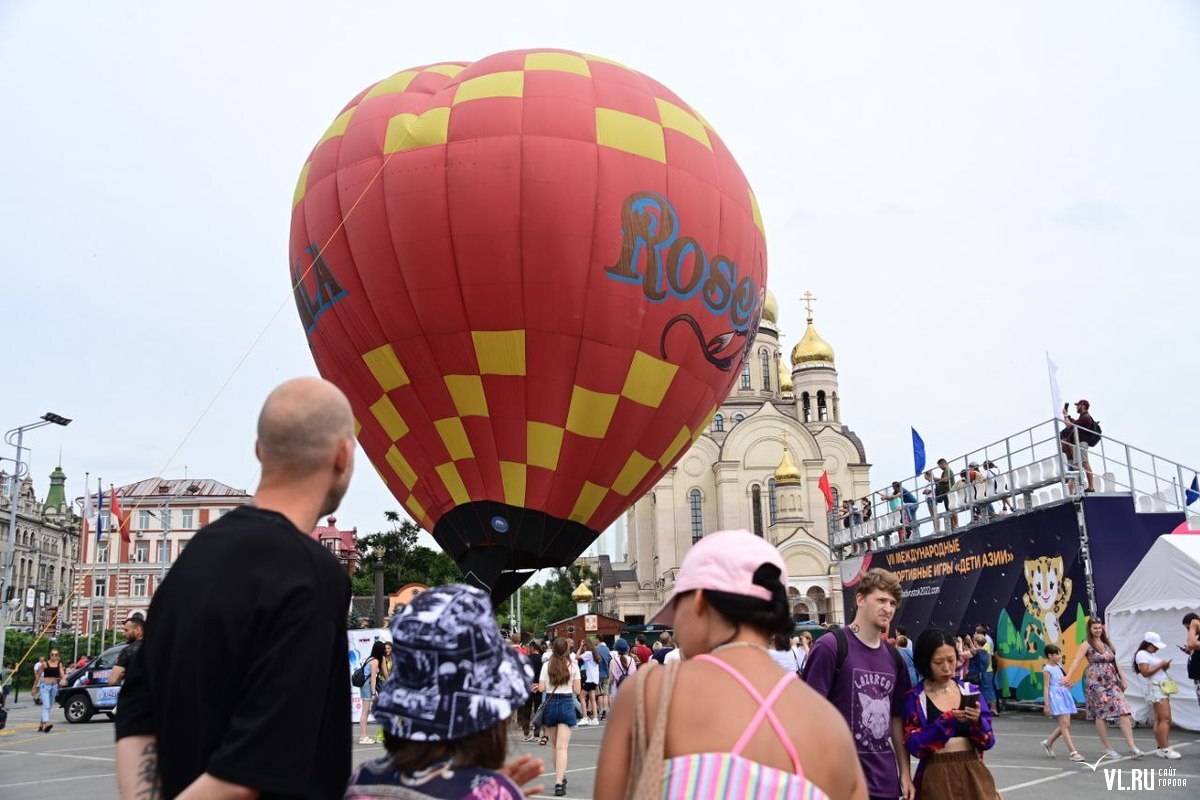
[{"x1": 1106, "y1": 535, "x2": 1200, "y2": 731}]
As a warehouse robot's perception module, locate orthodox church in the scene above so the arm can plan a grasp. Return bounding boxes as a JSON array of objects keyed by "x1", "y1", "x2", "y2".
[{"x1": 596, "y1": 292, "x2": 872, "y2": 625}]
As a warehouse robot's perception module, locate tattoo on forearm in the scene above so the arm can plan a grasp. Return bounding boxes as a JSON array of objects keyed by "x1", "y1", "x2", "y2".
[{"x1": 136, "y1": 742, "x2": 161, "y2": 800}]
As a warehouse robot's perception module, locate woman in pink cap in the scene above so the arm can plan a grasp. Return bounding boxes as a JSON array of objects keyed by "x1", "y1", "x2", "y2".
[{"x1": 594, "y1": 530, "x2": 865, "y2": 800}]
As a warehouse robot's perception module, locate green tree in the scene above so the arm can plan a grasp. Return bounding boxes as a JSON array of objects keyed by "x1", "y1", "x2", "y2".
[
  {"x1": 350, "y1": 512, "x2": 462, "y2": 597},
  {"x1": 495, "y1": 561, "x2": 596, "y2": 636}
]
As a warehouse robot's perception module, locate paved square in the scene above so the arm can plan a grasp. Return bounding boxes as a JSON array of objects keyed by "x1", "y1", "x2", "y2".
[{"x1": 1, "y1": 701, "x2": 1196, "y2": 798}]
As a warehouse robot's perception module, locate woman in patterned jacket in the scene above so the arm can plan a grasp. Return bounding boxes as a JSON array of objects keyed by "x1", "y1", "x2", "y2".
[{"x1": 902, "y1": 628, "x2": 998, "y2": 800}]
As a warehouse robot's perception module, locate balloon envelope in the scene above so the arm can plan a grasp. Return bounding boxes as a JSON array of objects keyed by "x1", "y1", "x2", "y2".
[{"x1": 289, "y1": 49, "x2": 767, "y2": 601}]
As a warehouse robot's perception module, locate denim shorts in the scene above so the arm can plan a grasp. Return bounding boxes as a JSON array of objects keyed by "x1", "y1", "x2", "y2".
[
  {"x1": 359, "y1": 682, "x2": 374, "y2": 700},
  {"x1": 542, "y1": 694, "x2": 578, "y2": 728}
]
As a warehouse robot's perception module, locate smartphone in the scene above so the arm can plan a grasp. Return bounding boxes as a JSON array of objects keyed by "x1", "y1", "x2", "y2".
[{"x1": 962, "y1": 693, "x2": 980, "y2": 709}]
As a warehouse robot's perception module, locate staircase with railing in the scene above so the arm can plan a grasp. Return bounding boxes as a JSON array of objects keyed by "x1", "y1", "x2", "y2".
[{"x1": 831, "y1": 419, "x2": 1199, "y2": 557}]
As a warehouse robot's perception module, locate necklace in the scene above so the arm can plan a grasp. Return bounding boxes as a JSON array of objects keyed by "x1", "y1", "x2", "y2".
[
  {"x1": 710, "y1": 641, "x2": 771, "y2": 656},
  {"x1": 924, "y1": 680, "x2": 955, "y2": 696}
]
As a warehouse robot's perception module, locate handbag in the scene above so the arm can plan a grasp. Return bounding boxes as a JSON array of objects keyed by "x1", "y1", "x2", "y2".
[
  {"x1": 530, "y1": 695, "x2": 547, "y2": 727},
  {"x1": 625, "y1": 660, "x2": 681, "y2": 800},
  {"x1": 1159, "y1": 671, "x2": 1179, "y2": 696}
]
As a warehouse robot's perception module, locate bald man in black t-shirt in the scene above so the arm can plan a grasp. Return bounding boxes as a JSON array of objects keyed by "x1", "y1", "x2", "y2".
[{"x1": 115, "y1": 378, "x2": 355, "y2": 800}]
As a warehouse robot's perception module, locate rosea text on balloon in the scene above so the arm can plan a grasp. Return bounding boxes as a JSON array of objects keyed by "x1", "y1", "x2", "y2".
[{"x1": 604, "y1": 191, "x2": 760, "y2": 332}]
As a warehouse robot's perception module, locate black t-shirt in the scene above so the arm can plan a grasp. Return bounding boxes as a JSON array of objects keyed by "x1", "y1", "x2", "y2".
[
  {"x1": 115, "y1": 507, "x2": 351, "y2": 799},
  {"x1": 115, "y1": 639, "x2": 142, "y2": 670}
]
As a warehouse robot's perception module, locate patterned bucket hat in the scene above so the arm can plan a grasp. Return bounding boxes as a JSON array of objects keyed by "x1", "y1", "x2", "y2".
[{"x1": 373, "y1": 583, "x2": 532, "y2": 741}]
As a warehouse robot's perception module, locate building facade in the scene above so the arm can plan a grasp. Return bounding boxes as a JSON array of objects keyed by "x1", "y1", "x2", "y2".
[
  {"x1": 310, "y1": 515, "x2": 360, "y2": 574},
  {"x1": 598, "y1": 293, "x2": 872, "y2": 625},
  {"x1": 72, "y1": 478, "x2": 251, "y2": 633},
  {"x1": 0, "y1": 467, "x2": 81, "y2": 630}
]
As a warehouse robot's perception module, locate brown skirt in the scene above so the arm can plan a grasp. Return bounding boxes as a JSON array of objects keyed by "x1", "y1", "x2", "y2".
[{"x1": 919, "y1": 749, "x2": 1001, "y2": 800}]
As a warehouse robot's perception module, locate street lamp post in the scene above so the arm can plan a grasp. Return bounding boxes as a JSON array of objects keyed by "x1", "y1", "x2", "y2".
[{"x1": 1, "y1": 412, "x2": 71, "y2": 651}]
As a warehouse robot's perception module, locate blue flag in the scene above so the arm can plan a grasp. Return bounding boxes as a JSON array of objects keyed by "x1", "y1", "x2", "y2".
[
  {"x1": 912, "y1": 427, "x2": 926, "y2": 476},
  {"x1": 1187, "y1": 475, "x2": 1200, "y2": 507}
]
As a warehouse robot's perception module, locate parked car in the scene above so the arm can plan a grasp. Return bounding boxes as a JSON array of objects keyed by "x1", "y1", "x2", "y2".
[{"x1": 57, "y1": 643, "x2": 127, "y2": 723}]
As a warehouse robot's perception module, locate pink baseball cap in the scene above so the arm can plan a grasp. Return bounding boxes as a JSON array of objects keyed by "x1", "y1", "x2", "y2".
[{"x1": 649, "y1": 529, "x2": 789, "y2": 626}]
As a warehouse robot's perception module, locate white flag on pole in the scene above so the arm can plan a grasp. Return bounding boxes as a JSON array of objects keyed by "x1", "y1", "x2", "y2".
[{"x1": 1046, "y1": 352, "x2": 1064, "y2": 420}]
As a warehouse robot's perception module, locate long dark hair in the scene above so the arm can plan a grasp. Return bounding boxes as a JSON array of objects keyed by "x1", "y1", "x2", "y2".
[
  {"x1": 1085, "y1": 616, "x2": 1113, "y2": 652},
  {"x1": 1132, "y1": 639, "x2": 1156, "y2": 673},
  {"x1": 547, "y1": 637, "x2": 571, "y2": 687},
  {"x1": 692, "y1": 563, "x2": 793, "y2": 647},
  {"x1": 369, "y1": 641, "x2": 388, "y2": 662}
]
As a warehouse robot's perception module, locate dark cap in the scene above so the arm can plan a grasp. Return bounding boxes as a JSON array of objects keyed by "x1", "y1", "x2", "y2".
[{"x1": 1076, "y1": 399, "x2": 1090, "y2": 407}]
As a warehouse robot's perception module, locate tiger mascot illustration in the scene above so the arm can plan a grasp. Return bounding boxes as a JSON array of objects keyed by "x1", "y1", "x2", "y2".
[{"x1": 1022, "y1": 555, "x2": 1073, "y2": 653}]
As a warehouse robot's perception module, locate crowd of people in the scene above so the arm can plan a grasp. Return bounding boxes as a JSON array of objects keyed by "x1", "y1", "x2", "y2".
[
  {"x1": 839, "y1": 400, "x2": 1104, "y2": 546},
  {"x1": 15, "y1": 377, "x2": 1170, "y2": 800}
]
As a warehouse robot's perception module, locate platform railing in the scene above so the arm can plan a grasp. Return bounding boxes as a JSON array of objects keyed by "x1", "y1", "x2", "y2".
[{"x1": 831, "y1": 419, "x2": 1200, "y2": 557}]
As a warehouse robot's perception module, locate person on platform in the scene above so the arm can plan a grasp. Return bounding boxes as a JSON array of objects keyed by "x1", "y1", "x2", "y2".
[
  {"x1": 1063, "y1": 400, "x2": 1096, "y2": 492},
  {"x1": 901, "y1": 628, "x2": 997, "y2": 800},
  {"x1": 804, "y1": 568, "x2": 915, "y2": 800},
  {"x1": 114, "y1": 377, "x2": 356, "y2": 800},
  {"x1": 107, "y1": 614, "x2": 145, "y2": 687},
  {"x1": 1063, "y1": 617, "x2": 1145, "y2": 760},
  {"x1": 1039, "y1": 644, "x2": 1083, "y2": 761},
  {"x1": 347, "y1": 583, "x2": 544, "y2": 800},
  {"x1": 594, "y1": 529, "x2": 865, "y2": 800},
  {"x1": 1133, "y1": 632, "x2": 1182, "y2": 759}
]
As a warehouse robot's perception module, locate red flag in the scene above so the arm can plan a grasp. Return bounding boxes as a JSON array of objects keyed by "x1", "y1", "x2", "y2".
[
  {"x1": 818, "y1": 471, "x2": 834, "y2": 512},
  {"x1": 110, "y1": 485, "x2": 131, "y2": 544}
]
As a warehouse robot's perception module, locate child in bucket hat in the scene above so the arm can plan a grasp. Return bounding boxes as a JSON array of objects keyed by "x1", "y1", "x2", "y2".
[{"x1": 346, "y1": 584, "x2": 546, "y2": 799}]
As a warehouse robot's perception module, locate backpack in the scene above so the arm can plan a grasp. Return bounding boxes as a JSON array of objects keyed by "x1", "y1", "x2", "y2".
[
  {"x1": 613, "y1": 654, "x2": 632, "y2": 688},
  {"x1": 1083, "y1": 420, "x2": 1102, "y2": 447},
  {"x1": 1187, "y1": 649, "x2": 1200, "y2": 682},
  {"x1": 803, "y1": 627, "x2": 908, "y2": 695},
  {"x1": 351, "y1": 659, "x2": 370, "y2": 688}
]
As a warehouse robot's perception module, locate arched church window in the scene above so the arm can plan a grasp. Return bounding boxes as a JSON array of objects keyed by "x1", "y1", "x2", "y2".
[
  {"x1": 740, "y1": 361, "x2": 752, "y2": 389},
  {"x1": 733, "y1": 413, "x2": 745, "y2": 424},
  {"x1": 689, "y1": 489, "x2": 703, "y2": 544},
  {"x1": 712, "y1": 413, "x2": 724, "y2": 432},
  {"x1": 751, "y1": 485, "x2": 764, "y2": 537},
  {"x1": 817, "y1": 390, "x2": 828, "y2": 422},
  {"x1": 768, "y1": 478, "x2": 778, "y2": 524},
  {"x1": 760, "y1": 348, "x2": 771, "y2": 391},
  {"x1": 801, "y1": 392, "x2": 811, "y2": 423}
]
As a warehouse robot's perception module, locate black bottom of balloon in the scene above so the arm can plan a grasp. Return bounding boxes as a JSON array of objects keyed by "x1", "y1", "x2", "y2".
[{"x1": 432, "y1": 502, "x2": 598, "y2": 606}]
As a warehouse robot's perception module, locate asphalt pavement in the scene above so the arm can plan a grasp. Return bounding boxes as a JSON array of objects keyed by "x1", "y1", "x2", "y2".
[{"x1": 1, "y1": 700, "x2": 1197, "y2": 798}]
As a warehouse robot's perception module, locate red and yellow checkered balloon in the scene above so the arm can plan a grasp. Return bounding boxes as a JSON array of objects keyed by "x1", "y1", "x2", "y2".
[{"x1": 289, "y1": 49, "x2": 767, "y2": 600}]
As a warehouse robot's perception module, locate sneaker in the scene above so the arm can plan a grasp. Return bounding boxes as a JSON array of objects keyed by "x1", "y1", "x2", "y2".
[
  {"x1": 1103, "y1": 749, "x2": 1121, "y2": 760},
  {"x1": 1041, "y1": 740, "x2": 1056, "y2": 759},
  {"x1": 1156, "y1": 748, "x2": 1181, "y2": 760},
  {"x1": 554, "y1": 783, "x2": 565, "y2": 797},
  {"x1": 600, "y1": 710, "x2": 607, "y2": 721},
  {"x1": 590, "y1": 717, "x2": 599, "y2": 726},
  {"x1": 358, "y1": 737, "x2": 374, "y2": 745},
  {"x1": 1129, "y1": 748, "x2": 1145, "y2": 759},
  {"x1": 1069, "y1": 751, "x2": 1085, "y2": 762}
]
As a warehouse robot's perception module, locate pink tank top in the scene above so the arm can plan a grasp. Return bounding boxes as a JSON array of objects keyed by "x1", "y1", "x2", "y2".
[{"x1": 659, "y1": 655, "x2": 828, "y2": 799}]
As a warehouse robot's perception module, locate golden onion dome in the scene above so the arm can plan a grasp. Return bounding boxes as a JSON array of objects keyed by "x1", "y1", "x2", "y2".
[
  {"x1": 778, "y1": 353, "x2": 793, "y2": 393},
  {"x1": 571, "y1": 580, "x2": 594, "y2": 602},
  {"x1": 761, "y1": 290, "x2": 778, "y2": 324},
  {"x1": 790, "y1": 314, "x2": 835, "y2": 366},
  {"x1": 774, "y1": 445, "x2": 803, "y2": 483}
]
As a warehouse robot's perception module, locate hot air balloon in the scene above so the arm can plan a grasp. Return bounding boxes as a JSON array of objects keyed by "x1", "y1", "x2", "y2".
[{"x1": 289, "y1": 49, "x2": 767, "y2": 601}]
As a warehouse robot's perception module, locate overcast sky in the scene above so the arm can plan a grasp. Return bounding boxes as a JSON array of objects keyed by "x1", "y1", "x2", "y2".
[{"x1": 2, "y1": 2, "x2": 1197, "y2": 557}]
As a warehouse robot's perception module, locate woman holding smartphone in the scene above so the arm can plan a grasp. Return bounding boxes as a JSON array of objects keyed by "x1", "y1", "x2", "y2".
[{"x1": 902, "y1": 628, "x2": 998, "y2": 800}]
